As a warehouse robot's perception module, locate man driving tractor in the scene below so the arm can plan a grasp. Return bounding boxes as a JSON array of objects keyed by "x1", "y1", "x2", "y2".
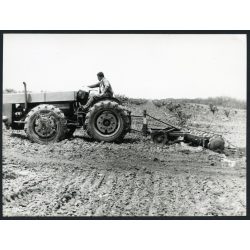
[{"x1": 81, "y1": 72, "x2": 114, "y2": 111}]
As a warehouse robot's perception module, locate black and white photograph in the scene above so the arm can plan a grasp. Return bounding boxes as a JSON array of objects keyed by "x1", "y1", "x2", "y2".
[{"x1": 2, "y1": 33, "x2": 247, "y2": 217}]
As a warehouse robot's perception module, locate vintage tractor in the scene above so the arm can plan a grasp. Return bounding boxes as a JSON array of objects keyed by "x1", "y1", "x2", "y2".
[{"x1": 3, "y1": 82, "x2": 131, "y2": 144}]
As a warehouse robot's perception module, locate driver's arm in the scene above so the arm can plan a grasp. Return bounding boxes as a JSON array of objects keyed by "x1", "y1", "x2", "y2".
[{"x1": 88, "y1": 82, "x2": 100, "y2": 88}]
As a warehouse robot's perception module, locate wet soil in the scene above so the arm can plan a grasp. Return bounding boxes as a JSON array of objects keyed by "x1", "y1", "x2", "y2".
[{"x1": 2, "y1": 103, "x2": 246, "y2": 216}]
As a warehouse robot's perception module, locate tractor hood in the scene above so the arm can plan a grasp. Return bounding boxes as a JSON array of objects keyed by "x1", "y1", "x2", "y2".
[{"x1": 3, "y1": 91, "x2": 78, "y2": 104}]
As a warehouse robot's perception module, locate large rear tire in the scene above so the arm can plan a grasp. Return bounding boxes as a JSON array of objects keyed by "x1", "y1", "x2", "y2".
[
  {"x1": 85, "y1": 101, "x2": 130, "y2": 142},
  {"x1": 24, "y1": 104, "x2": 67, "y2": 144}
]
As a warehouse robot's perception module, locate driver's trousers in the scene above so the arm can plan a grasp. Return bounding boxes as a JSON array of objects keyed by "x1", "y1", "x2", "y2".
[{"x1": 83, "y1": 92, "x2": 113, "y2": 109}]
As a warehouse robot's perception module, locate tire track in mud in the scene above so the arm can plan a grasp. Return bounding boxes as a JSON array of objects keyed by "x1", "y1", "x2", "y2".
[
  {"x1": 196, "y1": 176, "x2": 246, "y2": 216},
  {"x1": 93, "y1": 171, "x2": 119, "y2": 216},
  {"x1": 51, "y1": 169, "x2": 114, "y2": 216},
  {"x1": 3, "y1": 175, "x2": 52, "y2": 216},
  {"x1": 106, "y1": 171, "x2": 137, "y2": 216},
  {"x1": 134, "y1": 170, "x2": 155, "y2": 216},
  {"x1": 87, "y1": 172, "x2": 118, "y2": 216},
  {"x1": 3, "y1": 149, "x2": 90, "y2": 172},
  {"x1": 3, "y1": 148, "x2": 97, "y2": 216},
  {"x1": 77, "y1": 170, "x2": 108, "y2": 216},
  {"x1": 47, "y1": 171, "x2": 92, "y2": 216},
  {"x1": 50, "y1": 170, "x2": 95, "y2": 216},
  {"x1": 148, "y1": 172, "x2": 166, "y2": 216},
  {"x1": 98, "y1": 172, "x2": 127, "y2": 216},
  {"x1": 114, "y1": 170, "x2": 156, "y2": 217},
  {"x1": 73, "y1": 170, "x2": 127, "y2": 216}
]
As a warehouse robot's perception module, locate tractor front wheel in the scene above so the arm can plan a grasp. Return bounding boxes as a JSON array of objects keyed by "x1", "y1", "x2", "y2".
[{"x1": 24, "y1": 104, "x2": 67, "y2": 144}]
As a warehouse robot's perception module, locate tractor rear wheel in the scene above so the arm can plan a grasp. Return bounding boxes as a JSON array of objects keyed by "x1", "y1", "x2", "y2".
[
  {"x1": 24, "y1": 104, "x2": 67, "y2": 144},
  {"x1": 85, "y1": 101, "x2": 130, "y2": 142}
]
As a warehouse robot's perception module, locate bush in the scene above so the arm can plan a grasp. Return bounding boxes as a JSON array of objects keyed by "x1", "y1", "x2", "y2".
[
  {"x1": 129, "y1": 98, "x2": 148, "y2": 105},
  {"x1": 165, "y1": 102, "x2": 181, "y2": 112},
  {"x1": 175, "y1": 110, "x2": 192, "y2": 126},
  {"x1": 115, "y1": 94, "x2": 147, "y2": 105},
  {"x1": 157, "y1": 97, "x2": 246, "y2": 110},
  {"x1": 209, "y1": 104, "x2": 218, "y2": 114},
  {"x1": 3, "y1": 88, "x2": 17, "y2": 93},
  {"x1": 114, "y1": 94, "x2": 129, "y2": 104},
  {"x1": 224, "y1": 109, "x2": 230, "y2": 118},
  {"x1": 165, "y1": 102, "x2": 191, "y2": 126},
  {"x1": 183, "y1": 96, "x2": 245, "y2": 110},
  {"x1": 152, "y1": 100, "x2": 166, "y2": 108}
]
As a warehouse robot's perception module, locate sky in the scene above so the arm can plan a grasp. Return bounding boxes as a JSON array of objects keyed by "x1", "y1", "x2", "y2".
[{"x1": 3, "y1": 34, "x2": 246, "y2": 100}]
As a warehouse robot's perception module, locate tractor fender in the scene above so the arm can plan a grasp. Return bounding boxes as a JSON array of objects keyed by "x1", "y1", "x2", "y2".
[{"x1": 91, "y1": 96, "x2": 121, "y2": 106}]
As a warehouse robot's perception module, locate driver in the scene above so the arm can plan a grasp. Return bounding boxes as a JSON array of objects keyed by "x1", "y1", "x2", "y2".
[{"x1": 81, "y1": 72, "x2": 114, "y2": 110}]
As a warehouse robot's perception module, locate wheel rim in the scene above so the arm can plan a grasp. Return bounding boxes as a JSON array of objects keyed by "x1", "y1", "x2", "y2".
[
  {"x1": 95, "y1": 110, "x2": 120, "y2": 136},
  {"x1": 33, "y1": 112, "x2": 57, "y2": 139}
]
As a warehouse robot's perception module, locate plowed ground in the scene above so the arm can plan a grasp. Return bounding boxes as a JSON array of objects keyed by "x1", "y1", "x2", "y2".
[{"x1": 2, "y1": 103, "x2": 246, "y2": 217}]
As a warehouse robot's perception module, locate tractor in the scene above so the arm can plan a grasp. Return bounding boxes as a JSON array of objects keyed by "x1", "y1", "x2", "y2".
[{"x1": 2, "y1": 82, "x2": 131, "y2": 144}]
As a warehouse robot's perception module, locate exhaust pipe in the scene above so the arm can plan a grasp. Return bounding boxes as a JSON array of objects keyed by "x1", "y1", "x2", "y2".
[{"x1": 23, "y1": 82, "x2": 28, "y2": 112}]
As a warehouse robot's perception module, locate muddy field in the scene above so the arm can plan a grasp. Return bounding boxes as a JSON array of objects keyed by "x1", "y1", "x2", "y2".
[{"x1": 2, "y1": 102, "x2": 246, "y2": 217}]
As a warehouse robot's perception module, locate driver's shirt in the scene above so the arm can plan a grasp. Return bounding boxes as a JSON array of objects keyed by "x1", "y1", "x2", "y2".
[{"x1": 99, "y1": 77, "x2": 114, "y2": 96}]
